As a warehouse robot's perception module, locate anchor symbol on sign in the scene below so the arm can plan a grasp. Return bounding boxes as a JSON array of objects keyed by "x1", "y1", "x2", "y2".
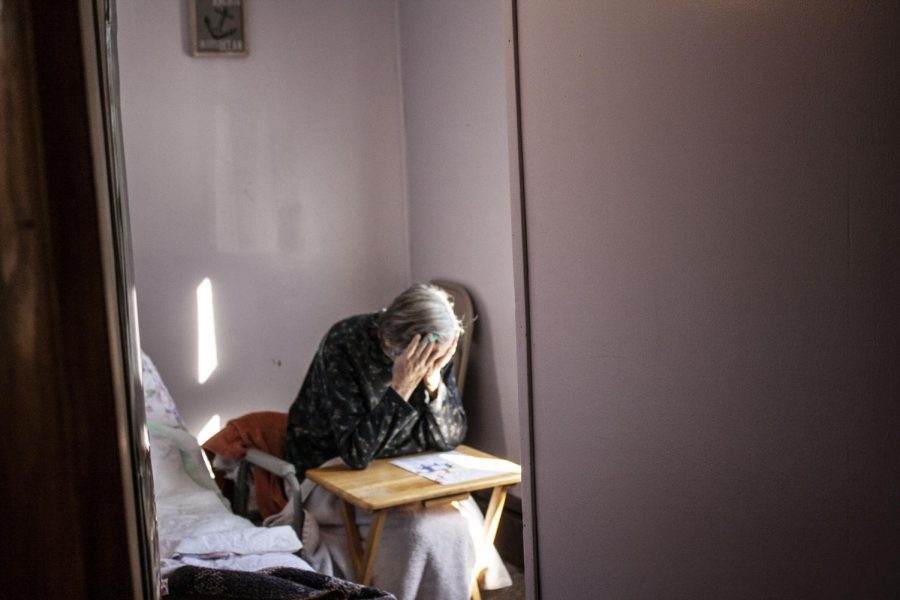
[{"x1": 204, "y1": 7, "x2": 238, "y2": 40}]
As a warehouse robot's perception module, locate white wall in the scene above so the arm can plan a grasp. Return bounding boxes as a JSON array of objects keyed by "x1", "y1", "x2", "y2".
[
  {"x1": 518, "y1": 1, "x2": 900, "y2": 596},
  {"x1": 118, "y1": 1, "x2": 410, "y2": 434},
  {"x1": 398, "y1": 0, "x2": 520, "y2": 463},
  {"x1": 119, "y1": 1, "x2": 522, "y2": 468}
]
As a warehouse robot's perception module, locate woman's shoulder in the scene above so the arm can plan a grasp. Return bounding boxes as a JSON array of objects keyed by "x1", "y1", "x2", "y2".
[
  {"x1": 318, "y1": 313, "x2": 385, "y2": 370},
  {"x1": 322, "y1": 313, "x2": 379, "y2": 349}
]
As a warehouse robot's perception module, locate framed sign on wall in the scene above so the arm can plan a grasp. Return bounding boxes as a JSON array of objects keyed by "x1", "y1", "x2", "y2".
[{"x1": 190, "y1": 0, "x2": 247, "y2": 56}]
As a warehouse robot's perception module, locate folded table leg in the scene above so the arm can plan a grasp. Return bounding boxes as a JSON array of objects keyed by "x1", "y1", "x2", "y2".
[
  {"x1": 340, "y1": 500, "x2": 364, "y2": 578},
  {"x1": 361, "y1": 510, "x2": 387, "y2": 585},
  {"x1": 471, "y1": 485, "x2": 509, "y2": 599},
  {"x1": 340, "y1": 500, "x2": 388, "y2": 586}
]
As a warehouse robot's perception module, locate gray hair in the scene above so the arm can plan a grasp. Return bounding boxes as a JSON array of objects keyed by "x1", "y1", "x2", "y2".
[{"x1": 378, "y1": 283, "x2": 463, "y2": 349}]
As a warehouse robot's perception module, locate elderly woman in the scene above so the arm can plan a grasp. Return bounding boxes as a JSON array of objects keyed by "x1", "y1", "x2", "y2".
[
  {"x1": 286, "y1": 283, "x2": 466, "y2": 477},
  {"x1": 285, "y1": 283, "x2": 510, "y2": 600}
]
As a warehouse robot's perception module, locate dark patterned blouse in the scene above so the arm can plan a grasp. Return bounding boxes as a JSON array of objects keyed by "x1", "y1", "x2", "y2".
[{"x1": 286, "y1": 313, "x2": 467, "y2": 479}]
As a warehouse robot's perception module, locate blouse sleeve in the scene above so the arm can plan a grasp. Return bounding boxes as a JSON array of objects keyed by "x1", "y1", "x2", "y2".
[
  {"x1": 321, "y1": 345, "x2": 467, "y2": 469},
  {"x1": 320, "y1": 347, "x2": 421, "y2": 470}
]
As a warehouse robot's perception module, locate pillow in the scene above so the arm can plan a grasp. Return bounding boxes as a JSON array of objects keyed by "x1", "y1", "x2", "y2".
[
  {"x1": 148, "y1": 426, "x2": 206, "y2": 500},
  {"x1": 148, "y1": 422, "x2": 223, "y2": 498},
  {"x1": 141, "y1": 351, "x2": 187, "y2": 430}
]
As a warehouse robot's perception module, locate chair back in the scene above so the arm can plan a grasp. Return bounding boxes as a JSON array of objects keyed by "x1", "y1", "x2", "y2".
[{"x1": 430, "y1": 279, "x2": 475, "y2": 398}]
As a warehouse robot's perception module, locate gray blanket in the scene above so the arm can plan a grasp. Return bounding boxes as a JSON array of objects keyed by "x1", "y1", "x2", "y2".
[
  {"x1": 267, "y1": 463, "x2": 511, "y2": 600},
  {"x1": 164, "y1": 565, "x2": 395, "y2": 599}
]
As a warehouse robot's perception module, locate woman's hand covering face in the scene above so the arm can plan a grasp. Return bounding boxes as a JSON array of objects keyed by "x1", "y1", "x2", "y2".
[{"x1": 390, "y1": 331, "x2": 459, "y2": 401}]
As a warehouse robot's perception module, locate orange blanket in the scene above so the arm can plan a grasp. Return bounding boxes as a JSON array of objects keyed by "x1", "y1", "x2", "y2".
[{"x1": 202, "y1": 411, "x2": 289, "y2": 519}]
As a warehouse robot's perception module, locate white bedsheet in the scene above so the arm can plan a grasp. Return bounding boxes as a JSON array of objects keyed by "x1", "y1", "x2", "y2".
[{"x1": 149, "y1": 422, "x2": 313, "y2": 576}]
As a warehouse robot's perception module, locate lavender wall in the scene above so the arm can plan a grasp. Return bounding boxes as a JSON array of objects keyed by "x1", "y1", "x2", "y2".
[
  {"x1": 518, "y1": 1, "x2": 899, "y2": 597},
  {"x1": 398, "y1": 0, "x2": 520, "y2": 464},
  {"x1": 118, "y1": 1, "x2": 410, "y2": 434}
]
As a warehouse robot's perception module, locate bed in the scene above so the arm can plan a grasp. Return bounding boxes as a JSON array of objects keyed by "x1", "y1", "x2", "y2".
[{"x1": 142, "y1": 351, "x2": 393, "y2": 599}]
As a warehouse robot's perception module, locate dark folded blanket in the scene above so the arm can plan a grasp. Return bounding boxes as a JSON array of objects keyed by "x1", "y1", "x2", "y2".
[{"x1": 164, "y1": 566, "x2": 396, "y2": 600}]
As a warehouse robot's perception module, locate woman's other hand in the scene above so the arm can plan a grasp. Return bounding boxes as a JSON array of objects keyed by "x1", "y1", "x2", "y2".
[{"x1": 424, "y1": 330, "x2": 459, "y2": 395}]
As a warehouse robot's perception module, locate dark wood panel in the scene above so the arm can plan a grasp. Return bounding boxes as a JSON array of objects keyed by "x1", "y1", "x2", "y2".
[
  {"x1": 1, "y1": 0, "x2": 139, "y2": 597},
  {"x1": 0, "y1": 0, "x2": 87, "y2": 594}
]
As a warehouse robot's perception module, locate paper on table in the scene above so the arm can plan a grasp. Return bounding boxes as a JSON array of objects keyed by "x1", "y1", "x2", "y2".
[{"x1": 390, "y1": 451, "x2": 520, "y2": 485}]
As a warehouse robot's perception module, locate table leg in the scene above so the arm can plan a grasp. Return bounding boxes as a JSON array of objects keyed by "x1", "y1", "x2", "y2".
[
  {"x1": 481, "y1": 485, "x2": 509, "y2": 550},
  {"x1": 361, "y1": 509, "x2": 387, "y2": 585},
  {"x1": 470, "y1": 485, "x2": 509, "y2": 599},
  {"x1": 471, "y1": 584, "x2": 483, "y2": 600},
  {"x1": 340, "y1": 500, "x2": 363, "y2": 579},
  {"x1": 341, "y1": 502, "x2": 388, "y2": 586}
]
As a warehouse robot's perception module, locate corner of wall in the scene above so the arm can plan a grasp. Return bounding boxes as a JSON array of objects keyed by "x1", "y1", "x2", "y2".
[{"x1": 393, "y1": 0, "x2": 413, "y2": 286}]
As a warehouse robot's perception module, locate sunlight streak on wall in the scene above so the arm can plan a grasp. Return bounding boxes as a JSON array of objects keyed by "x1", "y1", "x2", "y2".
[
  {"x1": 196, "y1": 414, "x2": 222, "y2": 479},
  {"x1": 196, "y1": 414, "x2": 222, "y2": 445},
  {"x1": 196, "y1": 277, "x2": 218, "y2": 384}
]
